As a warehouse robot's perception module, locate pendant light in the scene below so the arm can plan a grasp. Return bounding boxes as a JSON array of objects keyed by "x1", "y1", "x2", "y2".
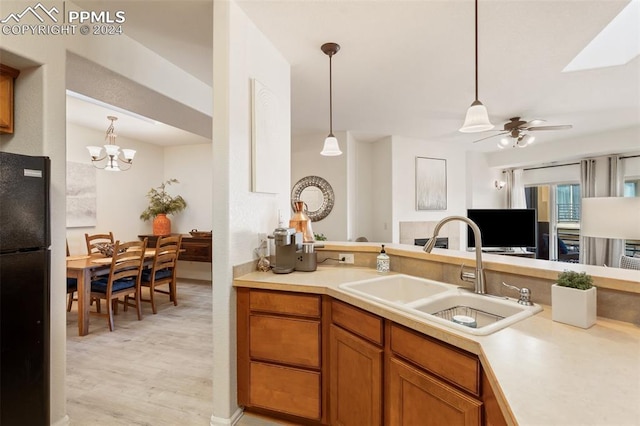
[
  {"x1": 459, "y1": 0, "x2": 494, "y2": 133},
  {"x1": 320, "y1": 42, "x2": 342, "y2": 156}
]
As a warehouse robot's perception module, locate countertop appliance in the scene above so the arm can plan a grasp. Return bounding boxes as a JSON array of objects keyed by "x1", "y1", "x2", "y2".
[{"x1": 0, "y1": 151, "x2": 50, "y2": 425}]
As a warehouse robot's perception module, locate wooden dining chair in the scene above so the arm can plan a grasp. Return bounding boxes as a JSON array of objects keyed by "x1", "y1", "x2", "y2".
[
  {"x1": 141, "y1": 235, "x2": 182, "y2": 314},
  {"x1": 66, "y1": 239, "x2": 78, "y2": 312},
  {"x1": 85, "y1": 232, "x2": 115, "y2": 255},
  {"x1": 90, "y1": 239, "x2": 147, "y2": 331}
]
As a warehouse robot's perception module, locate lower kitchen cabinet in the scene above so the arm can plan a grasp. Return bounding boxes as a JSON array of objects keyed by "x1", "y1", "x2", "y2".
[
  {"x1": 237, "y1": 288, "x2": 327, "y2": 424},
  {"x1": 236, "y1": 287, "x2": 508, "y2": 425},
  {"x1": 329, "y1": 300, "x2": 383, "y2": 425},
  {"x1": 387, "y1": 357, "x2": 482, "y2": 426}
]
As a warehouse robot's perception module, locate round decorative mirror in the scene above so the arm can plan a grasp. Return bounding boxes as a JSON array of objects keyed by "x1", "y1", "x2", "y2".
[{"x1": 291, "y1": 176, "x2": 335, "y2": 222}]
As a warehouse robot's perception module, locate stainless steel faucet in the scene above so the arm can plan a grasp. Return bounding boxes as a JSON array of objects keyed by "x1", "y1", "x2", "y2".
[{"x1": 423, "y1": 216, "x2": 486, "y2": 294}]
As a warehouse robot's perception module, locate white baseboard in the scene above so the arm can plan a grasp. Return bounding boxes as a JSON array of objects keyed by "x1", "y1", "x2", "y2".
[
  {"x1": 210, "y1": 407, "x2": 243, "y2": 426},
  {"x1": 51, "y1": 414, "x2": 70, "y2": 426}
]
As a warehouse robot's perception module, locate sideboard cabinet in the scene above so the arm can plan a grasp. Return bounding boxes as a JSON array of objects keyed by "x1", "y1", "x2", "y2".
[{"x1": 138, "y1": 234, "x2": 212, "y2": 263}]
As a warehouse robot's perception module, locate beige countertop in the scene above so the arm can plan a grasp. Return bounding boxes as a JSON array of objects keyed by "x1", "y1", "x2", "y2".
[{"x1": 234, "y1": 265, "x2": 640, "y2": 426}]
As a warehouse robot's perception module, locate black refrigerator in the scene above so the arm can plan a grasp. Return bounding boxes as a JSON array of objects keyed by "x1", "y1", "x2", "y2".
[{"x1": 0, "y1": 151, "x2": 50, "y2": 425}]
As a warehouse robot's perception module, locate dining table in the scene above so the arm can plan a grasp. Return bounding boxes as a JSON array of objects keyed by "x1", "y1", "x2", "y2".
[{"x1": 66, "y1": 249, "x2": 156, "y2": 336}]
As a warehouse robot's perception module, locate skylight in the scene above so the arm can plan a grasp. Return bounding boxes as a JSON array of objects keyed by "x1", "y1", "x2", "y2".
[{"x1": 563, "y1": 0, "x2": 639, "y2": 72}]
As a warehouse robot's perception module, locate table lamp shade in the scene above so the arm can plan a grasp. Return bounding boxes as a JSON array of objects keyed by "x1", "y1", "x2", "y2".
[{"x1": 580, "y1": 197, "x2": 640, "y2": 239}]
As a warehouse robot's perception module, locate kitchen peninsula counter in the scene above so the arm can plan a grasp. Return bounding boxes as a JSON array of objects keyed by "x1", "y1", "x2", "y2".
[{"x1": 234, "y1": 264, "x2": 640, "y2": 425}]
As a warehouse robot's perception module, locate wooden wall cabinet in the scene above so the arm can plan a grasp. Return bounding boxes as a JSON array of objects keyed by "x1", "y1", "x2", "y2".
[
  {"x1": 0, "y1": 64, "x2": 20, "y2": 134},
  {"x1": 237, "y1": 288, "x2": 327, "y2": 424}
]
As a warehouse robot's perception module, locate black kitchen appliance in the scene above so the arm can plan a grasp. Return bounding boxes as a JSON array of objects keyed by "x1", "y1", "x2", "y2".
[{"x1": 0, "y1": 151, "x2": 50, "y2": 425}]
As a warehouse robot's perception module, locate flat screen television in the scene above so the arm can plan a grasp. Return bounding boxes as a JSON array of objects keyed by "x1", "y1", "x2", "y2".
[{"x1": 466, "y1": 209, "x2": 537, "y2": 249}]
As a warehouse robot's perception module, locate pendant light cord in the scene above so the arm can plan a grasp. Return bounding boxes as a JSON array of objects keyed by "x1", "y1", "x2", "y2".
[
  {"x1": 329, "y1": 52, "x2": 334, "y2": 136},
  {"x1": 474, "y1": 0, "x2": 479, "y2": 102}
]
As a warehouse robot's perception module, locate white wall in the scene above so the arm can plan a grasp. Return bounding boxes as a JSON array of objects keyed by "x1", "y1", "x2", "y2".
[
  {"x1": 212, "y1": 1, "x2": 291, "y2": 422},
  {"x1": 391, "y1": 136, "x2": 469, "y2": 245},
  {"x1": 372, "y1": 137, "x2": 393, "y2": 242},
  {"x1": 164, "y1": 144, "x2": 213, "y2": 234},
  {"x1": 291, "y1": 130, "x2": 348, "y2": 240}
]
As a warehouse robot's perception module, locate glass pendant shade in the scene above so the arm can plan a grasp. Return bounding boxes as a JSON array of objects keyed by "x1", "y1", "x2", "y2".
[
  {"x1": 87, "y1": 146, "x2": 103, "y2": 158},
  {"x1": 104, "y1": 144, "x2": 120, "y2": 156},
  {"x1": 321, "y1": 135, "x2": 342, "y2": 156},
  {"x1": 121, "y1": 149, "x2": 136, "y2": 160},
  {"x1": 459, "y1": 100, "x2": 494, "y2": 133}
]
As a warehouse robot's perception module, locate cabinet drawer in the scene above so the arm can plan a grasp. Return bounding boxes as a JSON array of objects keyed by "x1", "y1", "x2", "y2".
[
  {"x1": 390, "y1": 324, "x2": 480, "y2": 396},
  {"x1": 179, "y1": 238, "x2": 212, "y2": 262},
  {"x1": 331, "y1": 300, "x2": 383, "y2": 346},
  {"x1": 250, "y1": 290, "x2": 321, "y2": 317},
  {"x1": 249, "y1": 361, "x2": 321, "y2": 420},
  {"x1": 249, "y1": 315, "x2": 320, "y2": 368}
]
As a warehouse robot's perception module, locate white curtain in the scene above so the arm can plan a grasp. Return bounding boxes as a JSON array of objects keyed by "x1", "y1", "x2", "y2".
[
  {"x1": 580, "y1": 156, "x2": 624, "y2": 266},
  {"x1": 505, "y1": 169, "x2": 526, "y2": 209}
]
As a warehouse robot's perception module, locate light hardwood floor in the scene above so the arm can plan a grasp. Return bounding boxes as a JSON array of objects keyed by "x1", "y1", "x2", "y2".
[{"x1": 67, "y1": 279, "x2": 289, "y2": 426}]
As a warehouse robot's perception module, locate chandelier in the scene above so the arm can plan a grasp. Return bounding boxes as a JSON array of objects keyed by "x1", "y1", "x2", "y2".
[{"x1": 86, "y1": 116, "x2": 135, "y2": 171}]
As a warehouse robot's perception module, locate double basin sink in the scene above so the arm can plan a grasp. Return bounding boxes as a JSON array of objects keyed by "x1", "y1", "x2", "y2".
[{"x1": 339, "y1": 274, "x2": 542, "y2": 335}]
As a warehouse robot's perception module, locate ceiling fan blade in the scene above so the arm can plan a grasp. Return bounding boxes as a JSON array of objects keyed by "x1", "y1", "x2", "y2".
[
  {"x1": 522, "y1": 119, "x2": 545, "y2": 128},
  {"x1": 472, "y1": 131, "x2": 508, "y2": 143},
  {"x1": 527, "y1": 125, "x2": 573, "y2": 131}
]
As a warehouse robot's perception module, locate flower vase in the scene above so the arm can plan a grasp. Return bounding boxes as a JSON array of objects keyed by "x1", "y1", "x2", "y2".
[
  {"x1": 153, "y1": 213, "x2": 171, "y2": 235},
  {"x1": 289, "y1": 201, "x2": 315, "y2": 242}
]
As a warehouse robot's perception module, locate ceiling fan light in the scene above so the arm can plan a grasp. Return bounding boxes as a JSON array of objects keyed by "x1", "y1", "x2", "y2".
[
  {"x1": 459, "y1": 100, "x2": 494, "y2": 133},
  {"x1": 525, "y1": 135, "x2": 535, "y2": 145},
  {"x1": 497, "y1": 142, "x2": 506, "y2": 150},
  {"x1": 321, "y1": 135, "x2": 342, "y2": 156},
  {"x1": 499, "y1": 137, "x2": 510, "y2": 147}
]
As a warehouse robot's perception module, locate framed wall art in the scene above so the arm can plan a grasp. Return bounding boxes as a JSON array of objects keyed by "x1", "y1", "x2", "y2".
[
  {"x1": 66, "y1": 161, "x2": 97, "y2": 227},
  {"x1": 416, "y1": 157, "x2": 447, "y2": 211}
]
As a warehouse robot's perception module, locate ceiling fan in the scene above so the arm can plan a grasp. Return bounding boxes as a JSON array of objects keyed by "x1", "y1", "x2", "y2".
[{"x1": 472, "y1": 117, "x2": 572, "y2": 149}]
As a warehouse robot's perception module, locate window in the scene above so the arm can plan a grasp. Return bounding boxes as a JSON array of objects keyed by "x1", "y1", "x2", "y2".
[{"x1": 556, "y1": 184, "x2": 581, "y2": 223}]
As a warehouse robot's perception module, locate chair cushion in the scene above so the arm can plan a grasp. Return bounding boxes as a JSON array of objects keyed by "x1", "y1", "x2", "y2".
[
  {"x1": 67, "y1": 278, "x2": 78, "y2": 292},
  {"x1": 91, "y1": 277, "x2": 136, "y2": 293},
  {"x1": 141, "y1": 268, "x2": 172, "y2": 282},
  {"x1": 620, "y1": 255, "x2": 640, "y2": 270}
]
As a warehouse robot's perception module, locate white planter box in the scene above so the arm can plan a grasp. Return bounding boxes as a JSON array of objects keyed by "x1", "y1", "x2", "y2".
[{"x1": 551, "y1": 284, "x2": 597, "y2": 329}]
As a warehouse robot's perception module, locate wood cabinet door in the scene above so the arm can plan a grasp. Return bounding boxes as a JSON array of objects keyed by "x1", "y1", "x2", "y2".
[
  {"x1": 0, "y1": 72, "x2": 14, "y2": 133},
  {"x1": 387, "y1": 357, "x2": 482, "y2": 426},
  {"x1": 330, "y1": 324, "x2": 383, "y2": 426}
]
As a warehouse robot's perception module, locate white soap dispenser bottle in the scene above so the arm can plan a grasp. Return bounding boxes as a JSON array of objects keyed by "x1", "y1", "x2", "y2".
[{"x1": 377, "y1": 244, "x2": 390, "y2": 273}]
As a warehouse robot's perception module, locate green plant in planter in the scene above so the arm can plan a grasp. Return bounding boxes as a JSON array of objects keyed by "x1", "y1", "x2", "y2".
[
  {"x1": 140, "y1": 179, "x2": 187, "y2": 221},
  {"x1": 314, "y1": 233, "x2": 327, "y2": 241},
  {"x1": 556, "y1": 270, "x2": 593, "y2": 290}
]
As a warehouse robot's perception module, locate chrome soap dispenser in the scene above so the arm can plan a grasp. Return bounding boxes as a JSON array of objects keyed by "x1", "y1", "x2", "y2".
[{"x1": 377, "y1": 244, "x2": 390, "y2": 273}]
